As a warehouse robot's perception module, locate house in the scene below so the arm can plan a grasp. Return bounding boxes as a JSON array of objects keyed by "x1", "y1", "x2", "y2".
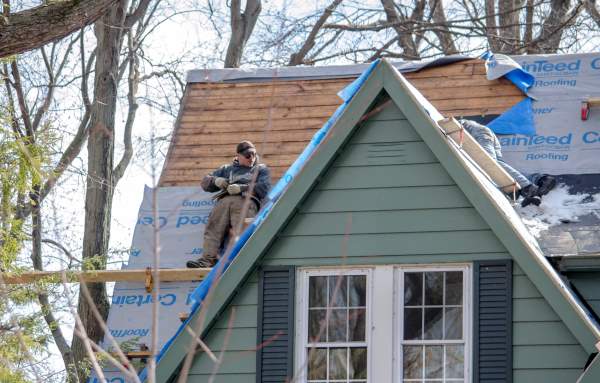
[{"x1": 148, "y1": 59, "x2": 600, "y2": 382}]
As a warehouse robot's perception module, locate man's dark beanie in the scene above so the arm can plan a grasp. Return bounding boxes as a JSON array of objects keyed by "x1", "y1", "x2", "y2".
[{"x1": 237, "y1": 140, "x2": 255, "y2": 154}]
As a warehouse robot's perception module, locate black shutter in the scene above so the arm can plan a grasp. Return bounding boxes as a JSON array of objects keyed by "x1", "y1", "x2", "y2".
[
  {"x1": 473, "y1": 260, "x2": 513, "y2": 383},
  {"x1": 256, "y1": 266, "x2": 295, "y2": 383}
]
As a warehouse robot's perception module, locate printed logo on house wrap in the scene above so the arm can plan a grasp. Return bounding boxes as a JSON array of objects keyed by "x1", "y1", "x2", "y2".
[{"x1": 111, "y1": 292, "x2": 177, "y2": 307}]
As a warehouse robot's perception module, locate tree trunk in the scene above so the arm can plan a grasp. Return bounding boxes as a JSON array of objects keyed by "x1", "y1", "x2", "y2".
[
  {"x1": 485, "y1": 0, "x2": 502, "y2": 52},
  {"x1": 224, "y1": 0, "x2": 262, "y2": 68},
  {"x1": 380, "y1": 0, "x2": 420, "y2": 59},
  {"x1": 71, "y1": 2, "x2": 128, "y2": 381},
  {"x1": 428, "y1": 0, "x2": 458, "y2": 55},
  {"x1": 537, "y1": 0, "x2": 573, "y2": 52},
  {"x1": 497, "y1": 0, "x2": 523, "y2": 53},
  {"x1": 0, "y1": 0, "x2": 118, "y2": 58}
]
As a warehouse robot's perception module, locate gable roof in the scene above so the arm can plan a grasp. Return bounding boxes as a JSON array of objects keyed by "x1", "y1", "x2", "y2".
[
  {"x1": 153, "y1": 59, "x2": 600, "y2": 382},
  {"x1": 158, "y1": 58, "x2": 524, "y2": 187}
]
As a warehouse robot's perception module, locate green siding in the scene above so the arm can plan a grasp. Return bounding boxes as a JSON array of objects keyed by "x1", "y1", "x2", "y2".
[
  {"x1": 185, "y1": 100, "x2": 587, "y2": 382},
  {"x1": 187, "y1": 278, "x2": 258, "y2": 382},
  {"x1": 513, "y1": 265, "x2": 585, "y2": 382}
]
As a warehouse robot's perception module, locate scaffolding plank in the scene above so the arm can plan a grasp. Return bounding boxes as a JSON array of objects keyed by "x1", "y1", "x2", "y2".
[
  {"x1": 437, "y1": 117, "x2": 520, "y2": 194},
  {"x1": 2, "y1": 268, "x2": 209, "y2": 284}
]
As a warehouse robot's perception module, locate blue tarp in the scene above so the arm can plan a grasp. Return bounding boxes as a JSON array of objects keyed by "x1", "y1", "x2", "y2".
[{"x1": 480, "y1": 51, "x2": 537, "y2": 136}]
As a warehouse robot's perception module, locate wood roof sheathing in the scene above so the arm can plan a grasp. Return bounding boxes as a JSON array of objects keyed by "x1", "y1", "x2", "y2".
[{"x1": 159, "y1": 59, "x2": 524, "y2": 186}]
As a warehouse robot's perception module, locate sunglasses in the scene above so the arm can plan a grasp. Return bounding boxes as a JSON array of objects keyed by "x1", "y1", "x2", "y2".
[{"x1": 240, "y1": 149, "x2": 256, "y2": 159}]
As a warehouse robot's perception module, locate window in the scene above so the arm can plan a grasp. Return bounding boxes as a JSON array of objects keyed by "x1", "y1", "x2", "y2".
[
  {"x1": 297, "y1": 269, "x2": 370, "y2": 383},
  {"x1": 398, "y1": 268, "x2": 470, "y2": 383},
  {"x1": 296, "y1": 266, "x2": 470, "y2": 383}
]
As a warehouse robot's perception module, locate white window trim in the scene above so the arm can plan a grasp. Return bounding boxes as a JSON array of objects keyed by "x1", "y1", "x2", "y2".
[
  {"x1": 294, "y1": 264, "x2": 472, "y2": 383},
  {"x1": 295, "y1": 267, "x2": 373, "y2": 383},
  {"x1": 395, "y1": 265, "x2": 472, "y2": 383}
]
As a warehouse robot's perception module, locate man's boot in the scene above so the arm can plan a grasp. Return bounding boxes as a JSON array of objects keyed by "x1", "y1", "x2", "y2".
[
  {"x1": 536, "y1": 175, "x2": 557, "y2": 196},
  {"x1": 186, "y1": 253, "x2": 218, "y2": 268}
]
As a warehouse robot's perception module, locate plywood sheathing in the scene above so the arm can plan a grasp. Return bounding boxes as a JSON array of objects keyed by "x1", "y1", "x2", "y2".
[{"x1": 159, "y1": 59, "x2": 524, "y2": 186}]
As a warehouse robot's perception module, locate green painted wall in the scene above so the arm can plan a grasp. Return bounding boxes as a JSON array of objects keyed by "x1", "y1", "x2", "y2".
[
  {"x1": 513, "y1": 264, "x2": 586, "y2": 382},
  {"x1": 186, "y1": 101, "x2": 586, "y2": 382},
  {"x1": 187, "y1": 273, "x2": 258, "y2": 382}
]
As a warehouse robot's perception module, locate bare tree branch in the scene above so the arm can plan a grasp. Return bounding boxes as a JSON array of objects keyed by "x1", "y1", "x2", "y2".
[
  {"x1": 289, "y1": 0, "x2": 344, "y2": 66},
  {"x1": 0, "y1": 0, "x2": 119, "y2": 57}
]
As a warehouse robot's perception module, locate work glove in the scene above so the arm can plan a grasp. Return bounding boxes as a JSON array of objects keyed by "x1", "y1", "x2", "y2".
[
  {"x1": 214, "y1": 177, "x2": 228, "y2": 189},
  {"x1": 227, "y1": 184, "x2": 247, "y2": 195}
]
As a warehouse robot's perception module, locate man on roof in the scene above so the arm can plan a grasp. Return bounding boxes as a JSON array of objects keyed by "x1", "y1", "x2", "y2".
[
  {"x1": 187, "y1": 140, "x2": 271, "y2": 268},
  {"x1": 459, "y1": 119, "x2": 556, "y2": 207}
]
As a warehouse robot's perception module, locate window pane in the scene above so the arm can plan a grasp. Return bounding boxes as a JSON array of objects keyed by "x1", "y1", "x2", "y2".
[
  {"x1": 327, "y1": 308, "x2": 348, "y2": 342},
  {"x1": 403, "y1": 345, "x2": 423, "y2": 379},
  {"x1": 445, "y1": 345, "x2": 465, "y2": 379},
  {"x1": 328, "y1": 276, "x2": 347, "y2": 307},
  {"x1": 350, "y1": 348, "x2": 367, "y2": 379},
  {"x1": 329, "y1": 348, "x2": 348, "y2": 380},
  {"x1": 425, "y1": 272, "x2": 443, "y2": 305},
  {"x1": 424, "y1": 307, "x2": 443, "y2": 340},
  {"x1": 445, "y1": 307, "x2": 463, "y2": 340},
  {"x1": 308, "y1": 309, "x2": 327, "y2": 342},
  {"x1": 404, "y1": 272, "x2": 423, "y2": 306},
  {"x1": 404, "y1": 307, "x2": 422, "y2": 340},
  {"x1": 349, "y1": 275, "x2": 366, "y2": 307},
  {"x1": 307, "y1": 348, "x2": 327, "y2": 380},
  {"x1": 309, "y1": 276, "x2": 327, "y2": 307},
  {"x1": 349, "y1": 308, "x2": 366, "y2": 342},
  {"x1": 445, "y1": 272, "x2": 463, "y2": 305},
  {"x1": 424, "y1": 345, "x2": 443, "y2": 379}
]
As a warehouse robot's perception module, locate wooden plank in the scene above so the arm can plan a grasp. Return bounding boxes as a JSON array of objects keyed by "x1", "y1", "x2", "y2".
[
  {"x1": 419, "y1": 84, "x2": 522, "y2": 100},
  {"x1": 166, "y1": 141, "x2": 308, "y2": 157},
  {"x1": 437, "y1": 117, "x2": 519, "y2": 193},
  {"x1": 2, "y1": 268, "x2": 209, "y2": 284},
  {"x1": 174, "y1": 128, "x2": 318, "y2": 146},
  {"x1": 161, "y1": 166, "x2": 289, "y2": 182},
  {"x1": 433, "y1": 95, "x2": 523, "y2": 110},
  {"x1": 167, "y1": 154, "x2": 299, "y2": 170},
  {"x1": 186, "y1": 93, "x2": 341, "y2": 110},
  {"x1": 178, "y1": 117, "x2": 326, "y2": 133},
  {"x1": 180, "y1": 105, "x2": 338, "y2": 122},
  {"x1": 409, "y1": 75, "x2": 514, "y2": 89},
  {"x1": 185, "y1": 85, "x2": 521, "y2": 110}
]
